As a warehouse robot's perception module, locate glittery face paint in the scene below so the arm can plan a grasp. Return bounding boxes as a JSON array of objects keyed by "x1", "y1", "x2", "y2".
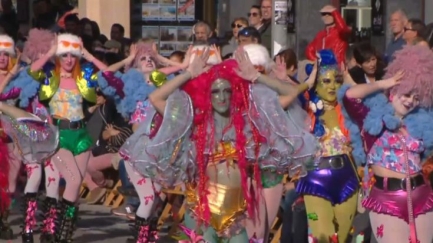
[
  {"x1": 316, "y1": 69, "x2": 342, "y2": 102},
  {"x1": 211, "y1": 79, "x2": 232, "y2": 115}
]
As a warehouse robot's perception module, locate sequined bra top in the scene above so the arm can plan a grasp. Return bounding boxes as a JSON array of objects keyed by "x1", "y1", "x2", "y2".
[{"x1": 366, "y1": 130, "x2": 424, "y2": 174}]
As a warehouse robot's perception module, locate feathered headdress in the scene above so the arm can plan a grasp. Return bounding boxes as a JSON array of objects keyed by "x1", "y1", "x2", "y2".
[
  {"x1": 23, "y1": 28, "x2": 55, "y2": 62},
  {"x1": 56, "y1": 33, "x2": 82, "y2": 57},
  {"x1": 0, "y1": 35, "x2": 15, "y2": 56}
]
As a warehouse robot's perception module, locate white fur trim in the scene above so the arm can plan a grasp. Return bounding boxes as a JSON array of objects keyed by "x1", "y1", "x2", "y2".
[
  {"x1": 189, "y1": 45, "x2": 221, "y2": 66},
  {"x1": 56, "y1": 34, "x2": 82, "y2": 57},
  {"x1": 0, "y1": 35, "x2": 15, "y2": 56},
  {"x1": 242, "y1": 44, "x2": 272, "y2": 71}
]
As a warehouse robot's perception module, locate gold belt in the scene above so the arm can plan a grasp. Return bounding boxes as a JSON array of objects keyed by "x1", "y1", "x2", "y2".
[{"x1": 185, "y1": 182, "x2": 246, "y2": 233}]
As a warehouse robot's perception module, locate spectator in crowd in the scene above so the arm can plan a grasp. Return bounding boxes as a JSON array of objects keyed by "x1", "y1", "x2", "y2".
[
  {"x1": 221, "y1": 17, "x2": 248, "y2": 57},
  {"x1": 248, "y1": 5, "x2": 263, "y2": 30},
  {"x1": 193, "y1": 21, "x2": 212, "y2": 42},
  {"x1": 349, "y1": 42, "x2": 385, "y2": 84},
  {"x1": 403, "y1": 18, "x2": 429, "y2": 47},
  {"x1": 0, "y1": 0, "x2": 18, "y2": 39},
  {"x1": 64, "y1": 13, "x2": 80, "y2": 35},
  {"x1": 259, "y1": 0, "x2": 272, "y2": 53},
  {"x1": 384, "y1": 9, "x2": 407, "y2": 64},
  {"x1": 104, "y1": 39, "x2": 122, "y2": 54},
  {"x1": 238, "y1": 27, "x2": 261, "y2": 46},
  {"x1": 110, "y1": 23, "x2": 131, "y2": 55}
]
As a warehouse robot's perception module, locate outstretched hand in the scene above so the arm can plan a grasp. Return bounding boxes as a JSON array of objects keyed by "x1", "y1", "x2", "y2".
[
  {"x1": 272, "y1": 55, "x2": 287, "y2": 81},
  {"x1": 380, "y1": 70, "x2": 404, "y2": 90},
  {"x1": 233, "y1": 48, "x2": 260, "y2": 82},
  {"x1": 186, "y1": 47, "x2": 210, "y2": 78}
]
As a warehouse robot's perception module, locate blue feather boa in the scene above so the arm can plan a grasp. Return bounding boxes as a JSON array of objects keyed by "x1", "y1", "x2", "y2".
[
  {"x1": 97, "y1": 69, "x2": 155, "y2": 118},
  {"x1": 337, "y1": 84, "x2": 433, "y2": 165},
  {"x1": 4, "y1": 69, "x2": 40, "y2": 108}
]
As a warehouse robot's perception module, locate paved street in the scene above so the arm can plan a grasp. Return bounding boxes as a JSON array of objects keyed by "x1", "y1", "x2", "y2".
[{"x1": 7, "y1": 203, "x2": 176, "y2": 243}]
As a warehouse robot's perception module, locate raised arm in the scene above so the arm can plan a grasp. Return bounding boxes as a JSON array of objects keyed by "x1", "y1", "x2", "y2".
[
  {"x1": 149, "y1": 49, "x2": 209, "y2": 115},
  {"x1": 345, "y1": 71, "x2": 404, "y2": 99},
  {"x1": 0, "y1": 102, "x2": 36, "y2": 119},
  {"x1": 82, "y1": 45, "x2": 107, "y2": 71},
  {"x1": 158, "y1": 45, "x2": 191, "y2": 75}
]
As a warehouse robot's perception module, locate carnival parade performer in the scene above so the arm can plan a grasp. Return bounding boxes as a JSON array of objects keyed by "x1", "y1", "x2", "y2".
[
  {"x1": 97, "y1": 41, "x2": 191, "y2": 242},
  {"x1": 295, "y1": 50, "x2": 359, "y2": 243},
  {"x1": 18, "y1": 28, "x2": 65, "y2": 243},
  {"x1": 0, "y1": 34, "x2": 41, "y2": 241},
  {"x1": 123, "y1": 46, "x2": 318, "y2": 243},
  {"x1": 339, "y1": 45, "x2": 433, "y2": 243},
  {"x1": 25, "y1": 33, "x2": 107, "y2": 242},
  {"x1": 306, "y1": 5, "x2": 350, "y2": 64},
  {"x1": 241, "y1": 44, "x2": 318, "y2": 242}
]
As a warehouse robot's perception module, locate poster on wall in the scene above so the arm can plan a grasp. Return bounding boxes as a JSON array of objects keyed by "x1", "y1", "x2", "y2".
[
  {"x1": 142, "y1": 26, "x2": 160, "y2": 40},
  {"x1": 371, "y1": 0, "x2": 384, "y2": 35},
  {"x1": 142, "y1": 4, "x2": 161, "y2": 21},
  {"x1": 160, "y1": 26, "x2": 178, "y2": 55},
  {"x1": 286, "y1": 0, "x2": 295, "y2": 33},
  {"x1": 274, "y1": 1, "x2": 288, "y2": 25},
  {"x1": 177, "y1": 0, "x2": 195, "y2": 21}
]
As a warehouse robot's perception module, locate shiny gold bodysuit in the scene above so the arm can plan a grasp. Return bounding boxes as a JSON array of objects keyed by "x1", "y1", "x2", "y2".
[{"x1": 185, "y1": 142, "x2": 246, "y2": 237}]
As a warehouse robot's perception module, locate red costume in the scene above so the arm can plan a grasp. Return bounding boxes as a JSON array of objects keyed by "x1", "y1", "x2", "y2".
[
  {"x1": 305, "y1": 10, "x2": 350, "y2": 64},
  {"x1": 0, "y1": 124, "x2": 10, "y2": 212}
]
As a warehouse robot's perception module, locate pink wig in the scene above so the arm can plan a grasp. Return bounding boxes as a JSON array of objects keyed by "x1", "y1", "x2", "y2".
[
  {"x1": 181, "y1": 59, "x2": 264, "y2": 225},
  {"x1": 23, "y1": 28, "x2": 55, "y2": 62},
  {"x1": 386, "y1": 45, "x2": 433, "y2": 108},
  {"x1": 125, "y1": 42, "x2": 159, "y2": 72}
]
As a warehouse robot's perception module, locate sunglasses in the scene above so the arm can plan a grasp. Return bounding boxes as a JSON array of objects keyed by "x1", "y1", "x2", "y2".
[
  {"x1": 231, "y1": 23, "x2": 244, "y2": 29},
  {"x1": 0, "y1": 42, "x2": 13, "y2": 47},
  {"x1": 247, "y1": 12, "x2": 259, "y2": 17},
  {"x1": 60, "y1": 40, "x2": 80, "y2": 48},
  {"x1": 404, "y1": 27, "x2": 414, "y2": 32},
  {"x1": 321, "y1": 12, "x2": 332, "y2": 16}
]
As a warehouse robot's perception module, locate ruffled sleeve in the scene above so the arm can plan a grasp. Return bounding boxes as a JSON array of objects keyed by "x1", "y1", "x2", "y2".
[
  {"x1": 248, "y1": 84, "x2": 319, "y2": 176},
  {"x1": 404, "y1": 108, "x2": 433, "y2": 160},
  {"x1": 2, "y1": 69, "x2": 40, "y2": 107},
  {"x1": 0, "y1": 115, "x2": 58, "y2": 163},
  {"x1": 120, "y1": 90, "x2": 195, "y2": 187},
  {"x1": 98, "y1": 69, "x2": 155, "y2": 118}
]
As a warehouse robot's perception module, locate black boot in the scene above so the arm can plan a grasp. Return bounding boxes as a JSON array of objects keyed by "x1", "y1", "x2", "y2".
[
  {"x1": 56, "y1": 199, "x2": 79, "y2": 243},
  {"x1": 127, "y1": 215, "x2": 159, "y2": 243},
  {"x1": 21, "y1": 193, "x2": 38, "y2": 243},
  {"x1": 40, "y1": 197, "x2": 58, "y2": 243},
  {"x1": 0, "y1": 209, "x2": 13, "y2": 240}
]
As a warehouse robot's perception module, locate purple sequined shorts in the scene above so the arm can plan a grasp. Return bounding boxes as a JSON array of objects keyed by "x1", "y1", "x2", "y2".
[
  {"x1": 296, "y1": 154, "x2": 359, "y2": 205},
  {"x1": 362, "y1": 181, "x2": 433, "y2": 222}
]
